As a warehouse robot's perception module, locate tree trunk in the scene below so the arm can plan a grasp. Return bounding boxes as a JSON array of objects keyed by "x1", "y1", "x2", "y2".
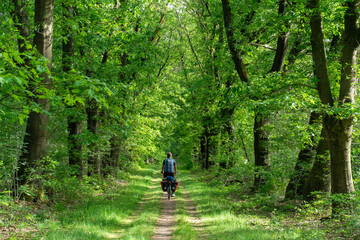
[
  {"x1": 307, "y1": 0, "x2": 333, "y2": 106},
  {"x1": 253, "y1": 112, "x2": 270, "y2": 191},
  {"x1": 11, "y1": 0, "x2": 31, "y2": 60},
  {"x1": 326, "y1": 115, "x2": 355, "y2": 194},
  {"x1": 109, "y1": 136, "x2": 121, "y2": 177},
  {"x1": 221, "y1": 0, "x2": 250, "y2": 83},
  {"x1": 219, "y1": 107, "x2": 236, "y2": 169},
  {"x1": 303, "y1": 127, "x2": 330, "y2": 201},
  {"x1": 67, "y1": 106, "x2": 84, "y2": 176},
  {"x1": 62, "y1": 4, "x2": 84, "y2": 177},
  {"x1": 253, "y1": 0, "x2": 289, "y2": 192},
  {"x1": 86, "y1": 99, "x2": 100, "y2": 175},
  {"x1": 200, "y1": 124, "x2": 212, "y2": 169},
  {"x1": 327, "y1": 0, "x2": 359, "y2": 196},
  {"x1": 17, "y1": 0, "x2": 54, "y2": 186},
  {"x1": 285, "y1": 111, "x2": 320, "y2": 199},
  {"x1": 200, "y1": 134, "x2": 206, "y2": 169},
  {"x1": 307, "y1": 0, "x2": 358, "y2": 210},
  {"x1": 270, "y1": 0, "x2": 289, "y2": 73}
]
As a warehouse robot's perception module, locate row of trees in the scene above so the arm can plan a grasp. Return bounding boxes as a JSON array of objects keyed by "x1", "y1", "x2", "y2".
[
  {"x1": 1, "y1": 0, "x2": 176, "y2": 198},
  {"x1": 168, "y1": 0, "x2": 359, "y2": 207},
  {"x1": 0, "y1": 0, "x2": 359, "y2": 214}
]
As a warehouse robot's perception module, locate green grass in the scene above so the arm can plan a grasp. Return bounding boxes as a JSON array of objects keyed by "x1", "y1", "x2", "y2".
[
  {"x1": 37, "y1": 166, "x2": 162, "y2": 240},
  {"x1": 177, "y1": 169, "x2": 326, "y2": 240},
  {"x1": 172, "y1": 185, "x2": 199, "y2": 240},
  {"x1": 4, "y1": 165, "x2": 351, "y2": 239}
]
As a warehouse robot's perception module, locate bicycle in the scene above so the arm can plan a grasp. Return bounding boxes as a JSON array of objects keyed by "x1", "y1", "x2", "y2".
[{"x1": 161, "y1": 175, "x2": 178, "y2": 200}]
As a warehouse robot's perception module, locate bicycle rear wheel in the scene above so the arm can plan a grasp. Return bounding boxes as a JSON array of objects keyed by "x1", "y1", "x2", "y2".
[{"x1": 167, "y1": 183, "x2": 171, "y2": 200}]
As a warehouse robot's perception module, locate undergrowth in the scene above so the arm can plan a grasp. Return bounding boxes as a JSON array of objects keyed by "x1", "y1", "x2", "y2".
[
  {"x1": 0, "y1": 164, "x2": 160, "y2": 239},
  {"x1": 180, "y1": 166, "x2": 360, "y2": 239}
]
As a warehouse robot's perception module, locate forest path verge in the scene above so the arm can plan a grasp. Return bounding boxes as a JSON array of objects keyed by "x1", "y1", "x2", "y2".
[
  {"x1": 107, "y1": 170, "x2": 162, "y2": 239},
  {"x1": 178, "y1": 170, "x2": 329, "y2": 240},
  {"x1": 30, "y1": 167, "x2": 161, "y2": 239}
]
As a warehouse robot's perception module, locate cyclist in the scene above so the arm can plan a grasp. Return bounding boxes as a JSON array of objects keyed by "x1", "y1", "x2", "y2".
[{"x1": 161, "y1": 152, "x2": 177, "y2": 197}]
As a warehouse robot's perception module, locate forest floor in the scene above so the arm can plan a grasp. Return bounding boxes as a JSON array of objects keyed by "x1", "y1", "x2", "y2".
[{"x1": 1, "y1": 165, "x2": 359, "y2": 239}]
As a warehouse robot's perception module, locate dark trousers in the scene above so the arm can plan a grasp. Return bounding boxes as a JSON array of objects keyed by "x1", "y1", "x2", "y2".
[{"x1": 164, "y1": 172, "x2": 174, "y2": 178}]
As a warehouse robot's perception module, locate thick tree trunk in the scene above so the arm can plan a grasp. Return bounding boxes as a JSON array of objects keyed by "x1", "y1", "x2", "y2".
[
  {"x1": 307, "y1": 0, "x2": 333, "y2": 106},
  {"x1": 307, "y1": 0, "x2": 358, "y2": 209},
  {"x1": 327, "y1": 0, "x2": 359, "y2": 196},
  {"x1": 303, "y1": 127, "x2": 330, "y2": 201},
  {"x1": 17, "y1": 0, "x2": 54, "y2": 186},
  {"x1": 325, "y1": 116, "x2": 355, "y2": 194},
  {"x1": 285, "y1": 111, "x2": 320, "y2": 199}
]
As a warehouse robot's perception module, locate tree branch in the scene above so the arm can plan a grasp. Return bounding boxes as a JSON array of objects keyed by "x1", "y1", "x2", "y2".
[
  {"x1": 221, "y1": 0, "x2": 250, "y2": 82},
  {"x1": 307, "y1": 0, "x2": 333, "y2": 106},
  {"x1": 177, "y1": 12, "x2": 204, "y2": 69}
]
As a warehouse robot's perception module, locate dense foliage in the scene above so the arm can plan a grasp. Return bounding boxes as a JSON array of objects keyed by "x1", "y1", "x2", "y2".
[{"x1": 1, "y1": 0, "x2": 360, "y2": 236}]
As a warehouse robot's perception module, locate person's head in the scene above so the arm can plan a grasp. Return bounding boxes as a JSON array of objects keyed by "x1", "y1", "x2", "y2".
[{"x1": 167, "y1": 152, "x2": 172, "y2": 158}]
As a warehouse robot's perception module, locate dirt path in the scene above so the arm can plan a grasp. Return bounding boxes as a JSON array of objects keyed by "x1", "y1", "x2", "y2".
[
  {"x1": 151, "y1": 192, "x2": 176, "y2": 240},
  {"x1": 151, "y1": 182, "x2": 206, "y2": 240},
  {"x1": 110, "y1": 175, "x2": 205, "y2": 240}
]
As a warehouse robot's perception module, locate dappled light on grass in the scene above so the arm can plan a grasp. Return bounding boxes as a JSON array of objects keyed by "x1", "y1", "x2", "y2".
[
  {"x1": 178, "y1": 170, "x2": 325, "y2": 240},
  {"x1": 39, "y1": 167, "x2": 161, "y2": 239}
]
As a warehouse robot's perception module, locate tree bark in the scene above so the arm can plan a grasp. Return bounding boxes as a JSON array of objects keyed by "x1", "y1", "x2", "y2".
[
  {"x1": 253, "y1": 112, "x2": 270, "y2": 191},
  {"x1": 200, "y1": 123, "x2": 213, "y2": 169},
  {"x1": 86, "y1": 99, "x2": 100, "y2": 175},
  {"x1": 219, "y1": 107, "x2": 236, "y2": 169},
  {"x1": 303, "y1": 127, "x2": 330, "y2": 201},
  {"x1": 285, "y1": 111, "x2": 321, "y2": 199},
  {"x1": 307, "y1": 0, "x2": 333, "y2": 106},
  {"x1": 307, "y1": 0, "x2": 358, "y2": 205},
  {"x1": 221, "y1": 0, "x2": 250, "y2": 83},
  {"x1": 270, "y1": 0, "x2": 289, "y2": 73},
  {"x1": 11, "y1": 0, "x2": 31, "y2": 58},
  {"x1": 17, "y1": 0, "x2": 54, "y2": 186},
  {"x1": 109, "y1": 136, "x2": 121, "y2": 177},
  {"x1": 67, "y1": 106, "x2": 84, "y2": 176},
  {"x1": 328, "y1": 1, "x2": 359, "y2": 196}
]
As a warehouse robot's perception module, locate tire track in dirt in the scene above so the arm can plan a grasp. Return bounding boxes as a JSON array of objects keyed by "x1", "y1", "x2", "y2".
[
  {"x1": 151, "y1": 181, "x2": 206, "y2": 240},
  {"x1": 180, "y1": 182, "x2": 207, "y2": 240},
  {"x1": 108, "y1": 174, "x2": 160, "y2": 239},
  {"x1": 151, "y1": 192, "x2": 176, "y2": 240}
]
